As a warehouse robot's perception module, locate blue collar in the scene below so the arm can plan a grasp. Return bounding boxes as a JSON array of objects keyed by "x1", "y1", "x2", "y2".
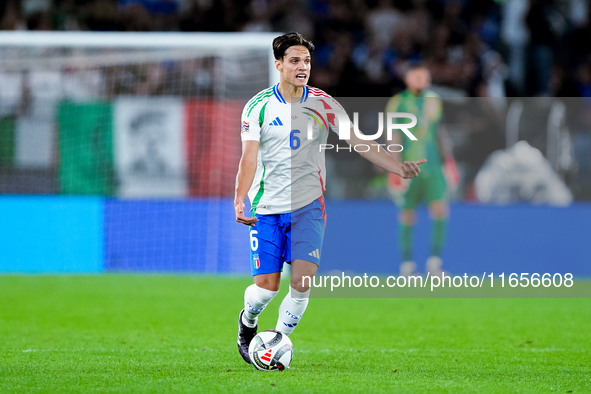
[{"x1": 273, "y1": 84, "x2": 308, "y2": 104}]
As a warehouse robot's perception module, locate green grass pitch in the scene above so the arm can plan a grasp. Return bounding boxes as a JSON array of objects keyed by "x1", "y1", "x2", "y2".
[{"x1": 1, "y1": 275, "x2": 589, "y2": 393}]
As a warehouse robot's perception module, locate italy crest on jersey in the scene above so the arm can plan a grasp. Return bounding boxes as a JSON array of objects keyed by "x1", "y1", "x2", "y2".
[{"x1": 253, "y1": 254, "x2": 260, "y2": 269}]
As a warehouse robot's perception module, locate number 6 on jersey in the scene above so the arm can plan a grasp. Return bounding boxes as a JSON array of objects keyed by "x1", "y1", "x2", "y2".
[{"x1": 290, "y1": 129, "x2": 301, "y2": 150}]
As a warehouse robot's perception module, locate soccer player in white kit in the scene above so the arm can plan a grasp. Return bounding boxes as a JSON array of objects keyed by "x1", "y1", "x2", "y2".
[{"x1": 235, "y1": 32, "x2": 426, "y2": 364}]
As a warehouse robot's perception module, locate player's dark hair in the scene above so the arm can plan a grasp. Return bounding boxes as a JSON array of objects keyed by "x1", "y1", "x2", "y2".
[
  {"x1": 405, "y1": 61, "x2": 428, "y2": 73},
  {"x1": 273, "y1": 32, "x2": 315, "y2": 60}
]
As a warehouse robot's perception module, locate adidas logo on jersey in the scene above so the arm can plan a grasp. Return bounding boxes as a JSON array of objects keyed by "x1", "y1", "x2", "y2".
[
  {"x1": 269, "y1": 117, "x2": 283, "y2": 126},
  {"x1": 308, "y1": 249, "x2": 320, "y2": 259}
]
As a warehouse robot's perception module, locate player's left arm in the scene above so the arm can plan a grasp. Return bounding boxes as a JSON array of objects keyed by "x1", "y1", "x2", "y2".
[
  {"x1": 437, "y1": 124, "x2": 459, "y2": 187},
  {"x1": 326, "y1": 95, "x2": 425, "y2": 179},
  {"x1": 343, "y1": 129, "x2": 426, "y2": 179},
  {"x1": 437, "y1": 123, "x2": 453, "y2": 160}
]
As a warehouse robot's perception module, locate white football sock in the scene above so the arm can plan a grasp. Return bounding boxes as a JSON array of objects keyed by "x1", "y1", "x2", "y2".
[
  {"x1": 242, "y1": 284, "x2": 278, "y2": 328},
  {"x1": 275, "y1": 287, "x2": 310, "y2": 335}
]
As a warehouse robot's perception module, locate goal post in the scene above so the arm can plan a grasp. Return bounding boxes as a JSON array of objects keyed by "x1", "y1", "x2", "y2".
[
  {"x1": 0, "y1": 31, "x2": 280, "y2": 87},
  {"x1": 0, "y1": 31, "x2": 280, "y2": 273}
]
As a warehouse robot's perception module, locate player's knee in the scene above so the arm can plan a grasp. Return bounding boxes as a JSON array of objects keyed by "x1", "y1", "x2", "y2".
[
  {"x1": 290, "y1": 276, "x2": 312, "y2": 293},
  {"x1": 398, "y1": 210, "x2": 416, "y2": 225},
  {"x1": 429, "y1": 202, "x2": 449, "y2": 219},
  {"x1": 258, "y1": 281, "x2": 281, "y2": 292},
  {"x1": 254, "y1": 275, "x2": 281, "y2": 292}
]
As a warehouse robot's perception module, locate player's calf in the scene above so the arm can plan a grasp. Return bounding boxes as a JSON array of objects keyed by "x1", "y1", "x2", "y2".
[
  {"x1": 238, "y1": 284, "x2": 278, "y2": 363},
  {"x1": 243, "y1": 284, "x2": 278, "y2": 326},
  {"x1": 275, "y1": 286, "x2": 310, "y2": 335}
]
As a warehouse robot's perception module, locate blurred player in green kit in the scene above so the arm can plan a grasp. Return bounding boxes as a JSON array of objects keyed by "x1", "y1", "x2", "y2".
[{"x1": 386, "y1": 63, "x2": 459, "y2": 276}]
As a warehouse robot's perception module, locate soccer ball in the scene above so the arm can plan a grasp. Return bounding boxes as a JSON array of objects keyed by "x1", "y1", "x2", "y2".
[{"x1": 248, "y1": 330, "x2": 293, "y2": 371}]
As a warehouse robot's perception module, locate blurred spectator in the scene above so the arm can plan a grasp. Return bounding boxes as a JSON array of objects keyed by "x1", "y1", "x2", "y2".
[
  {"x1": 121, "y1": 3, "x2": 152, "y2": 31},
  {"x1": 576, "y1": 60, "x2": 591, "y2": 98},
  {"x1": 179, "y1": 0, "x2": 241, "y2": 32},
  {"x1": 242, "y1": 0, "x2": 273, "y2": 32},
  {"x1": 26, "y1": 10, "x2": 54, "y2": 30},
  {"x1": 441, "y1": 0, "x2": 468, "y2": 46},
  {"x1": 277, "y1": 5, "x2": 314, "y2": 39},
  {"x1": 365, "y1": 0, "x2": 403, "y2": 50},
  {"x1": 310, "y1": 30, "x2": 363, "y2": 95},
  {"x1": 525, "y1": 0, "x2": 563, "y2": 96},
  {"x1": 0, "y1": 0, "x2": 590, "y2": 99},
  {"x1": 119, "y1": 0, "x2": 179, "y2": 31},
  {"x1": 1, "y1": 0, "x2": 27, "y2": 30},
  {"x1": 83, "y1": 0, "x2": 121, "y2": 31},
  {"x1": 501, "y1": 0, "x2": 528, "y2": 95},
  {"x1": 53, "y1": 0, "x2": 81, "y2": 31},
  {"x1": 481, "y1": 50, "x2": 507, "y2": 98},
  {"x1": 549, "y1": 64, "x2": 579, "y2": 97},
  {"x1": 426, "y1": 23, "x2": 478, "y2": 91},
  {"x1": 22, "y1": 0, "x2": 52, "y2": 15}
]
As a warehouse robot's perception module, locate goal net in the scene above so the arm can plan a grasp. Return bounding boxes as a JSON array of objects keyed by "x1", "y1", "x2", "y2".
[{"x1": 0, "y1": 31, "x2": 279, "y2": 273}]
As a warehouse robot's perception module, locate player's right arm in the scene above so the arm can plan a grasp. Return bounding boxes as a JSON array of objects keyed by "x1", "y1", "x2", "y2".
[
  {"x1": 235, "y1": 94, "x2": 267, "y2": 226},
  {"x1": 235, "y1": 140, "x2": 259, "y2": 226}
]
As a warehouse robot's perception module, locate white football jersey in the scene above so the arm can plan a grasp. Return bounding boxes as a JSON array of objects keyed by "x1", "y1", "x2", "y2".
[{"x1": 240, "y1": 84, "x2": 348, "y2": 215}]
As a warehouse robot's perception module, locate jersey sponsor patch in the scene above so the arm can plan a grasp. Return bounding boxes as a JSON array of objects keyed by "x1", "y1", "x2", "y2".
[{"x1": 242, "y1": 121, "x2": 250, "y2": 134}]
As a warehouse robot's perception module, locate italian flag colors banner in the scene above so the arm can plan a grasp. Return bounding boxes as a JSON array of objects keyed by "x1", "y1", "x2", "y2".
[
  {"x1": 0, "y1": 116, "x2": 56, "y2": 169},
  {"x1": 0, "y1": 117, "x2": 16, "y2": 167},
  {"x1": 58, "y1": 102, "x2": 115, "y2": 195},
  {"x1": 57, "y1": 98, "x2": 242, "y2": 197}
]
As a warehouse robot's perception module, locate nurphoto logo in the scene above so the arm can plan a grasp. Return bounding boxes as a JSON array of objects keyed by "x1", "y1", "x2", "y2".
[{"x1": 306, "y1": 108, "x2": 418, "y2": 152}]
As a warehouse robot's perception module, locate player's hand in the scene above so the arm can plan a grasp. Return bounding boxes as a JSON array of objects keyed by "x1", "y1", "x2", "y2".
[
  {"x1": 399, "y1": 159, "x2": 427, "y2": 179},
  {"x1": 235, "y1": 199, "x2": 258, "y2": 226}
]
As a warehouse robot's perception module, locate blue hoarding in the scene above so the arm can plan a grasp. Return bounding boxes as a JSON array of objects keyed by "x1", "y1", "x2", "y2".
[
  {"x1": 0, "y1": 196, "x2": 103, "y2": 273},
  {"x1": 0, "y1": 197, "x2": 588, "y2": 276}
]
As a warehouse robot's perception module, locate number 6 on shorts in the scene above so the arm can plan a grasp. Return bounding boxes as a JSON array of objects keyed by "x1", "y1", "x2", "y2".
[{"x1": 250, "y1": 230, "x2": 258, "y2": 251}]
